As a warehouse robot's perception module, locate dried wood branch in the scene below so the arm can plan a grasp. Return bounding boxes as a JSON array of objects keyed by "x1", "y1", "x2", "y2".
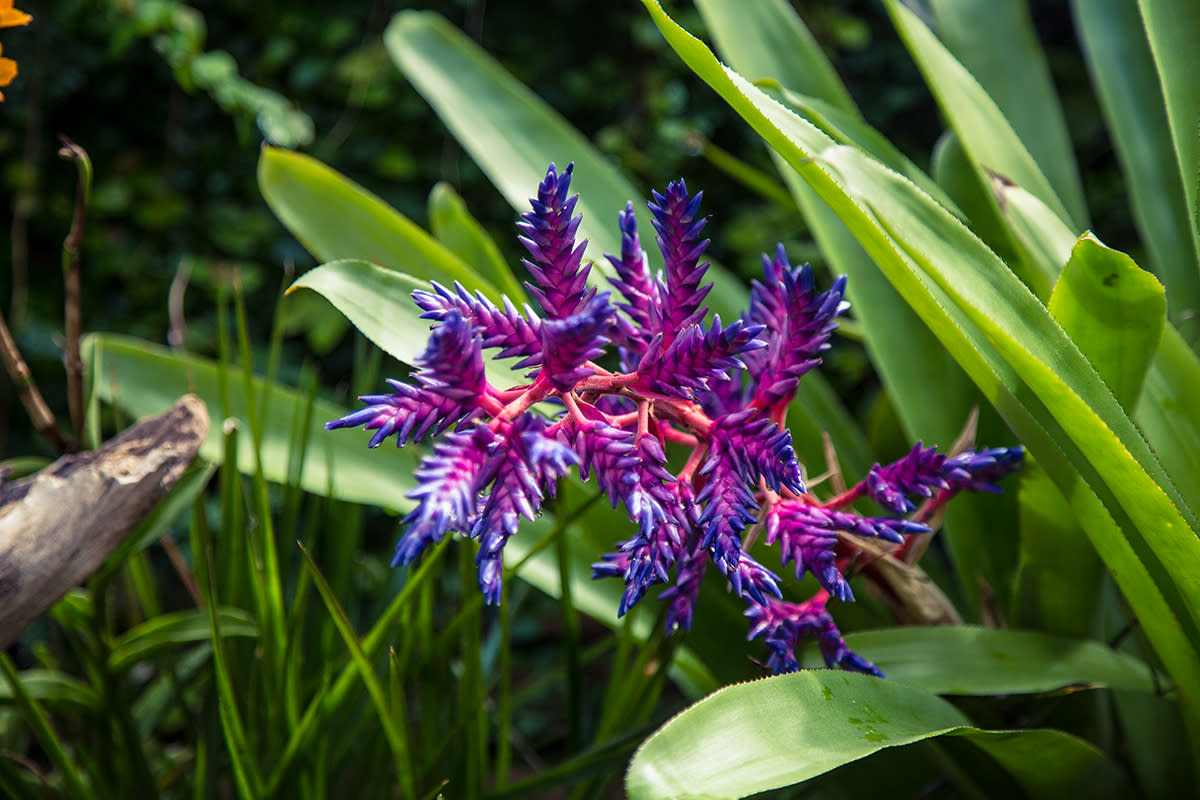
[{"x1": 0, "y1": 395, "x2": 209, "y2": 647}]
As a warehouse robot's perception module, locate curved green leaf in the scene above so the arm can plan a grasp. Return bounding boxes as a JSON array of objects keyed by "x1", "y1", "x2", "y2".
[
  {"x1": 288, "y1": 259, "x2": 527, "y2": 391},
  {"x1": 779, "y1": 88, "x2": 958, "y2": 214},
  {"x1": 626, "y1": 671, "x2": 1129, "y2": 799},
  {"x1": 384, "y1": 10, "x2": 748, "y2": 321},
  {"x1": 1049, "y1": 235, "x2": 1165, "y2": 410},
  {"x1": 1073, "y1": 0, "x2": 1200, "y2": 322},
  {"x1": 693, "y1": 0, "x2": 856, "y2": 113},
  {"x1": 83, "y1": 333, "x2": 421, "y2": 511},
  {"x1": 257, "y1": 146, "x2": 504, "y2": 301},
  {"x1": 0, "y1": 670, "x2": 98, "y2": 712},
  {"x1": 884, "y1": 0, "x2": 1076, "y2": 228},
  {"x1": 1137, "y1": 0, "x2": 1200, "y2": 253},
  {"x1": 928, "y1": 0, "x2": 1087, "y2": 226},
  {"x1": 639, "y1": 0, "x2": 1200, "y2": 737},
  {"x1": 109, "y1": 608, "x2": 258, "y2": 672},
  {"x1": 832, "y1": 627, "x2": 1156, "y2": 695},
  {"x1": 428, "y1": 181, "x2": 527, "y2": 302}
]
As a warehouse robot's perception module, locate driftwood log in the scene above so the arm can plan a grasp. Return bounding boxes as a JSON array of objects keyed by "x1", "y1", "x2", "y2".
[{"x1": 0, "y1": 395, "x2": 209, "y2": 648}]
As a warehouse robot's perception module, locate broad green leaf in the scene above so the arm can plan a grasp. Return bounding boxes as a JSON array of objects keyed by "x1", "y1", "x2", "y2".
[
  {"x1": 778, "y1": 88, "x2": 958, "y2": 214},
  {"x1": 638, "y1": 0, "x2": 1200, "y2": 737},
  {"x1": 1014, "y1": 460, "x2": 1105, "y2": 638},
  {"x1": 931, "y1": 131, "x2": 1030, "y2": 290},
  {"x1": 1048, "y1": 235, "x2": 1166, "y2": 410},
  {"x1": 1137, "y1": 0, "x2": 1200, "y2": 254},
  {"x1": 693, "y1": 0, "x2": 856, "y2": 113},
  {"x1": 626, "y1": 671, "x2": 1130, "y2": 800},
  {"x1": 1139, "y1": 328, "x2": 1200, "y2": 516},
  {"x1": 257, "y1": 146, "x2": 504, "y2": 301},
  {"x1": 83, "y1": 333, "x2": 421, "y2": 511},
  {"x1": 108, "y1": 608, "x2": 258, "y2": 672},
  {"x1": 928, "y1": 0, "x2": 1088, "y2": 226},
  {"x1": 288, "y1": 259, "x2": 528, "y2": 392},
  {"x1": 992, "y1": 176, "x2": 1074, "y2": 289},
  {"x1": 383, "y1": 10, "x2": 748, "y2": 322},
  {"x1": 831, "y1": 627, "x2": 1156, "y2": 695},
  {"x1": 427, "y1": 181, "x2": 528, "y2": 302},
  {"x1": 995, "y1": 178, "x2": 1200, "y2": 517},
  {"x1": 1073, "y1": 0, "x2": 1200, "y2": 326},
  {"x1": 884, "y1": 0, "x2": 1075, "y2": 228}
]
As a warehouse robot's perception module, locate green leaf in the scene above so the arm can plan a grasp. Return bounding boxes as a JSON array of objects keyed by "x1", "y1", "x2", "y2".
[
  {"x1": 1137, "y1": 0, "x2": 1200, "y2": 256},
  {"x1": 298, "y1": 543, "x2": 415, "y2": 798},
  {"x1": 1048, "y1": 235, "x2": 1166, "y2": 410},
  {"x1": 427, "y1": 181, "x2": 527, "y2": 302},
  {"x1": 257, "y1": 146, "x2": 504, "y2": 301},
  {"x1": 384, "y1": 10, "x2": 747, "y2": 323},
  {"x1": 1073, "y1": 0, "x2": 1200, "y2": 329},
  {"x1": 992, "y1": 175, "x2": 1075, "y2": 289},
  {"x1": 287, "y1": 259, "x2": 526, "y2": 390},
  {"x1": 108, "y1": 608, "x2": 258, "y2": 673},
  {"x1": 626, "y1": 671, "x2": 1130, "y2": 799},
  {"x1": 83, "y1": 333, "x2": 420, "y2": 511},
  {"x1": 693, "y1": 0, "x2": 857, "y2": 113},
  {"x1": 778, "y1": 88, "x2": 958, "y2": 214},
  {"x1": 1139, "y1": 328, "x2": 1200, "y2": 518},
  {"x1": 927, "y1": 0, "x2": 1088, "y2": 227},
  {"x1": 638, "y1": 0, "x2": 1200, "y2": 738},
  {"x1": 0, "y1": 670, "x2": 98, "y2": 712},
  {"x1": 832, "y1": 627, "x2": 1156, "y2": 695},
  {"x1": 884, "y1": 0, "x2": 1075, "y2": 228}
]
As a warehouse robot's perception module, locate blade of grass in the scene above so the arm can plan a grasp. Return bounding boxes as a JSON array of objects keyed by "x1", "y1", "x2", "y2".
[
  {"x1": 190, "y1": 497, "x2": 262, "y2": 799},
  {"x1": 0, "y1": 655, "x2": 91, "y2": 800},
  {"x1": 297, "y1": 541, "x2": 416, "y2": 800}
]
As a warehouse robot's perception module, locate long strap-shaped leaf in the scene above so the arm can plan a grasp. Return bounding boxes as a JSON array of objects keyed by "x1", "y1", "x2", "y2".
[
  {"x1": 640, "y1": 0, "x2": 1200, "y2": 744},
  {"x1": 884, "y1": 1, "x2": 1077, "y2": 230},
  {"x1": 1137, "y1": 0, "x2": 1200, "y2": 254},
  {"x1": 1073, "y1": 0, "x2": 1200, "y2": 318},
  {"x1": 626, "y1": 671, "x2": 1131, "y2": 800}
]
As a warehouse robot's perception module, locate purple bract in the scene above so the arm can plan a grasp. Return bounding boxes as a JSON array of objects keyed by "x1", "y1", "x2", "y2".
[{"x1": 329, "y1": 163, "x2": 1024, "y2": 676}]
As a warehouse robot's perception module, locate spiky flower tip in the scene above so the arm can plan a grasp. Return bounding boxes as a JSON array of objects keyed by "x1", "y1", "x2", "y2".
[{"x1": 329, "y1": 163, "x2": 1025, "y2": 674}]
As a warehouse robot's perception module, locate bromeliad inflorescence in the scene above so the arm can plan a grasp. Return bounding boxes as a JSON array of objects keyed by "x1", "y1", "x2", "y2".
[{"x1": 329, "y1": 164, "x2": 1023, "y2": 676}]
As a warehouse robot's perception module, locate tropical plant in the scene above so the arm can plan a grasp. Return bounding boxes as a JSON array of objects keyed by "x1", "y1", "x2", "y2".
[{"x1": 4, "y1": 1, "x2": 1198, "y2": 798}]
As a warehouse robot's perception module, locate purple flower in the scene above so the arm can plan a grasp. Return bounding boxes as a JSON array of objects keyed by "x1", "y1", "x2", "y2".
[
  {"x1": 412, "y1": 281, "x2": 544, "y2": 367},
  {"x1": 746, "y1": 595, "x2": 882, "y2": 677},
  {"x1": 518, "y1": 163, "x2": 593, "y2": 320},
  {"x1": 473, "y1": 415, "x2": 577, "y2": 604},
  {"x1": 539, "y1": 290, "x2": 615, "y2": 391},
  {"x1": 766, "y1": 500, "x2": 930, "y2": 601},
  {"x1": 748, "y1": 246, "x2": 848, "y2": 410},
  {"x1": 942, "y1": 446, "x2": 1025, "y2": 493},
  {"x1": 649, "y1": 180, "x2": 711, "y2": 337},
  {"x1": 605, "y1": 202, "x2": 659, "y2": 356},
  {"x1": 330, "y1": 164, "x2": 1025, "y2": 679},
  {"x1": 865, "y1": 442, "x2": 949, "y2": 513},
  {"x1": 394, "y1": 425, "x2": 495, "y2": 566},
  {"x1": 326, "y1": 311, "x2": 484, "y2": 447},
  {"x1": 637, "y1": 317, "x2": 766, "y2": 401}
]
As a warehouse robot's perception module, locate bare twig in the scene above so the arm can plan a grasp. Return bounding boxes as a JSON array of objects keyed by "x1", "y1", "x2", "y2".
[
  {"x1": 57, "y1": 137, "x2": 91, "y2": 450},
  {"x1": 0, "y1": 308, "x2": 69, "y2": 454}
]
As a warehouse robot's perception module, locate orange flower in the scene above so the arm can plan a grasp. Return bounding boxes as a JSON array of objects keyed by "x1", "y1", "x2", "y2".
[
  {"x1": 0, "y1": 1, "x2": 32, "y2": 28},
  {"x1": 0, "y1": 44, "x2": 16, "y2": 101}
]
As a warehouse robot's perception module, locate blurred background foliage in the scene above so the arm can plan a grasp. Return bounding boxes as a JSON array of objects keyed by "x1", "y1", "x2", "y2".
[{"x1": 1, "y1": 0, "x2": 1127, "y2": 462}]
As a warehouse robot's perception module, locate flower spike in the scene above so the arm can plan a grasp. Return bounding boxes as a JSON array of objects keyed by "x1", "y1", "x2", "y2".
[{"x1": 330, "y1": 164, "x2": 1023, "y2": 677}]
